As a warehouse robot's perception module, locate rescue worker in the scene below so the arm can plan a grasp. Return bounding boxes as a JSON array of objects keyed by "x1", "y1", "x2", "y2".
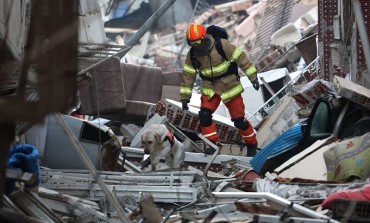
[{"x1": 180, "y1": 23, "x2": 259, "y2": 157}]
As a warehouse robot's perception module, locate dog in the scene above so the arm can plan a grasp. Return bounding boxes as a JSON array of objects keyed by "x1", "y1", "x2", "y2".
[{"x1": 141, "y1": 124, "x2": 185, "y2": 171}]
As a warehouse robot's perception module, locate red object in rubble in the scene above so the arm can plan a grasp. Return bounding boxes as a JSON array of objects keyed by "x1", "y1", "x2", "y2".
[{"x1": 321, "y1": 183, "x2": 370, "y2": 209}]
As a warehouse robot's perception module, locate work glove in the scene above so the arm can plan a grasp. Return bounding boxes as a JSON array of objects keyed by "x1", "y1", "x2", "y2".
[
  {"x1": 251, "y1": 79, "x2": 260, "y2": 91},
  {"x1": 181, "y1": 100, "x2": 189, "y2": 111}
]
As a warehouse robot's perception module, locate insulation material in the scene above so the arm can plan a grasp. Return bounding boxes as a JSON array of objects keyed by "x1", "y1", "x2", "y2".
[
  {"x1": 324, "y1": 132, "x2": 370, "y2": 182},
  {"x1": 333, "y1": 75, "x2": 370, "y2": 109},
  {"x1": 270, "y1": 23, "x2": 302, "y2": 48}
]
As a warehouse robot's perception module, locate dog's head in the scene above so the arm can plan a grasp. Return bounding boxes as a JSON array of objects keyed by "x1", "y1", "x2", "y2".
[{"x1": 141, "y1": 130, "x2": 162, "y2": 154}]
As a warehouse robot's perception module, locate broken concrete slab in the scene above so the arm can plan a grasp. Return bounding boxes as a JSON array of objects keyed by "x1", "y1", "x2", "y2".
[
  {"x1": 120, "y1": 123, "x2": 141, "y2": 143},
  {"x1": 333, "y1": 75, "x2": 370, "y2": 109}
]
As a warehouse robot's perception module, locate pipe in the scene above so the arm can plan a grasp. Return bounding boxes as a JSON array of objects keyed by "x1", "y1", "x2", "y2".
[
  {"x1": 197, "y1": 133, "x2": 220, "y2": 178},
  {"x1": 54, "y1": 114, "x2": 130, "y2": 223},
  {"x1": 159, "y1": 208, "x2": 176, "y2": 223},
  {"x1": 212, "y1": 192, "x2": 340, "y2": 223},
  {"x1": 352, "y1": 0, "x2": 370, "y2": 76}
]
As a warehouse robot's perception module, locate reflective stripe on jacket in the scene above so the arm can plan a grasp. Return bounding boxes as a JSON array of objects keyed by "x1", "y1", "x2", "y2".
[{"x1": 180, "y1": 35, "x2": 257, "y2": 103}]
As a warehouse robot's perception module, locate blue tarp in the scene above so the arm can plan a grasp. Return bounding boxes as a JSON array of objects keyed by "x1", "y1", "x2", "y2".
[{"x1": 251, "y1": 123, "x2": 303, "y2": 174}]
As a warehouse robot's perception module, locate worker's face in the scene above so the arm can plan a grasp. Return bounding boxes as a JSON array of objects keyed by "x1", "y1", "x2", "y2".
[
  {"x1": 188, "y1": 38, "x2": 206, "y2": 50},
  {"x1": 193, "y1": 39, "x2": 206, "y2": 50}
]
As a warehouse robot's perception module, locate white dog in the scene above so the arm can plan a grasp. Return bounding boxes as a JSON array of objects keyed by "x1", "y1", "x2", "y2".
[{"x1": 141, "y1": 124, "x2": 185, "y2": 171}]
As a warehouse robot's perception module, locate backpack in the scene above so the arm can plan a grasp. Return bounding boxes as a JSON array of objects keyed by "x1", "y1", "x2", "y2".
[{"x1": 190, "y1": 25, "x2": 239, "y2": 82}]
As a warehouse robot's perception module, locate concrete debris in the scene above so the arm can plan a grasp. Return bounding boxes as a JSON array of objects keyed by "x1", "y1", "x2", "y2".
[
  {"x1": 120, "y1": 124, "x2": 141, "y2": 144},
  {"x1": 147, "y1": 99, "x2": 243, "y2": 143},
  {"x1": 333, "y1": 75, "x2": 370, "y2": 109},
  {"x1": 2, "y1": 0, "x2": 370, "y2": 223}
]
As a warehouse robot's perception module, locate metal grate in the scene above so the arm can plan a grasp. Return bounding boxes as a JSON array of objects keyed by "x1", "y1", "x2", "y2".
[
  {"x1": 77, "y1": 42, "x2": 130, "y2": 76},
  {"x1": 248, "y1": 0, "x2": 294, "y2": 63}
]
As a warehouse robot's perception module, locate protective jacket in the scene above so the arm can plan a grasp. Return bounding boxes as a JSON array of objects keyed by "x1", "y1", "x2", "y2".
[{"x1": 180, "y1": 35, "x2": 257, "y2": 103}]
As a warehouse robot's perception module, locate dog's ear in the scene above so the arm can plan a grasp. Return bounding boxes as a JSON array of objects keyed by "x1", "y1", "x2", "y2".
[
  {"x1": 154, "y1": 133, "x2": 162, "y2": 144},
  {"x1": 141, "y1": 133, "x2": 144, "y2": 143},
  {"x1": 141, "y1": 132, "x2": 147, "y2": 146}
]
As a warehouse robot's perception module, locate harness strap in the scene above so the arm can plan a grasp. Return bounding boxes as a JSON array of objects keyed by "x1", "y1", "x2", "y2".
[{"x1": 163, "y1": 130, "x2": 175, "y2": 148}]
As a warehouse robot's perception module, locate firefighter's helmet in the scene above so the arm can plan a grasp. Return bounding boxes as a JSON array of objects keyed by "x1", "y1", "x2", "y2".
[{"x1": 186, "y1": 23, "x2": 206, "y2": 42}]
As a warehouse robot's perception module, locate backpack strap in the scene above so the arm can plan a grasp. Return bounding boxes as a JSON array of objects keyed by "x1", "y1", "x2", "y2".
[
  {"x1": 190, "y1": 48, "x2": 201, "y2": 70},
  {"x1": 214, "y1": 37, "x2": 228, "y2": 61},
  {"x1": 214, "y1": 38, "x2": 240, "y2": 80}
]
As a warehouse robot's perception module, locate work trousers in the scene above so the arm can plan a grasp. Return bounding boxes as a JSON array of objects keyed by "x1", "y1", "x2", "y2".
[{"x1": 200, "y1": 94, "x2": 257, "y2": 145}]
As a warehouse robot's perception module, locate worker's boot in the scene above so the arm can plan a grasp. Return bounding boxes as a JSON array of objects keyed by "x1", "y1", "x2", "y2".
[
  {"x1": 204, "y1": 140, "x2": 222, "y2": 155},
  {"x1": 245, "y1": 143, "x2": 258, "y2": 157}
]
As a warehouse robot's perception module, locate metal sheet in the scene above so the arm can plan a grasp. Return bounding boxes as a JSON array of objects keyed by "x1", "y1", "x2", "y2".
[
  {"x1": 43, "y1": 115, "x2": 120, "y2": 170},
  {"x1": 250, "y1": 123, "x2": 303, "y2": 174},
  {"x1": 42, "y1": 184, "x2": 199, "y2": 203}
]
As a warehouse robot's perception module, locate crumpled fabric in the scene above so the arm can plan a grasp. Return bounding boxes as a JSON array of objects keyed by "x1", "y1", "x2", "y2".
[
  {"x1": 6, "y1": 144, "x2": 40, "y2": 194},
  {"x1": 321, "y1": 183, "x2": 370, "y2": 209}
]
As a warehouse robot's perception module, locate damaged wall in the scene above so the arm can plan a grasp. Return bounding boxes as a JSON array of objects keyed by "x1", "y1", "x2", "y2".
[{"x1": 318, "y1": 0, "x2": 370, "y2": 88}]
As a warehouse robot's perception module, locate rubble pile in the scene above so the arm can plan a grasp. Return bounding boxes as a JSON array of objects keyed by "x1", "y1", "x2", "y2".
[{"x1": 2, "y1": 0, "x2": 370, "y2": 223}]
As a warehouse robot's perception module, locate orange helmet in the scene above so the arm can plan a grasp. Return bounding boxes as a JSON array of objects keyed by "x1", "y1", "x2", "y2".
[{"x1": 186, "y1": 23, "x2": 206, "y2": 42}]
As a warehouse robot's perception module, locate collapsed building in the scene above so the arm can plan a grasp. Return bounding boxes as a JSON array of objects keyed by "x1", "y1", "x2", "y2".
[{"x1": 0, "y1": 0, "x2": 370, "y2": 222}]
